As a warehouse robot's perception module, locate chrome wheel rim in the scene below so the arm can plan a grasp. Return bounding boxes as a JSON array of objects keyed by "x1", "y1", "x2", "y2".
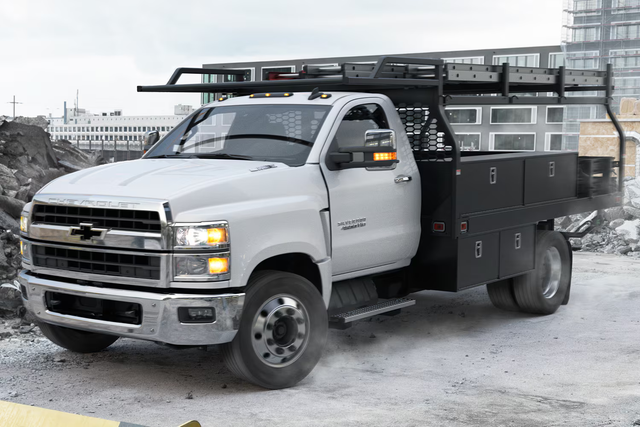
[
  {"x1": 541, "y1": 247, "x2": 562, "y2": 299},
  {"x1": 252, "y1": 295, "x2": 309, "y2": 368}
]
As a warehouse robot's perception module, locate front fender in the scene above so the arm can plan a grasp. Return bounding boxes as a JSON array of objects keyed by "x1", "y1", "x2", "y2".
[{"x1": 242, "y1": 243, "x2": 332, "y2": 307}]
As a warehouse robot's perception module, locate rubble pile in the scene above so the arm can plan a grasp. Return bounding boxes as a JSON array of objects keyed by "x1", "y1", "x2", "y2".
[
  {"x1": 0, "y1": 117, "x2": 105, "y2": 316},
  {"x1": 557, "y1": 177, "x2": 640, "y2": 258}
]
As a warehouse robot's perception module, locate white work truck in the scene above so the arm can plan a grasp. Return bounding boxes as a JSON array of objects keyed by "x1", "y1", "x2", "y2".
[{"x1": 19, "y1": 57, "x2": 624, "y2": 389}]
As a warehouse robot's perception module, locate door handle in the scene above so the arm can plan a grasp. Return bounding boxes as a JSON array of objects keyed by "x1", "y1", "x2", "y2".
[{"x1": 394, "y1": 175, "x2": 412, "y2": 184}]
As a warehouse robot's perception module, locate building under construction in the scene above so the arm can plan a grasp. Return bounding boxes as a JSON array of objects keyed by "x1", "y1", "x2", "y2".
[{"x1": 562, "y1": 0, "x2": 640, "y2": 173}]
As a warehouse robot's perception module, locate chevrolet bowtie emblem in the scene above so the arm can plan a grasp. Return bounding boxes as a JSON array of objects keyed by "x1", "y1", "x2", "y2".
[{"x1": 69, "y1": 223, "x2": 109, "y2": 241}]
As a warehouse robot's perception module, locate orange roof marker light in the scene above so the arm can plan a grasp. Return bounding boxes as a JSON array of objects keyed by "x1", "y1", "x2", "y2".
[{"x1": 249, "y1": 92, "x2": 293, "y2": 98}]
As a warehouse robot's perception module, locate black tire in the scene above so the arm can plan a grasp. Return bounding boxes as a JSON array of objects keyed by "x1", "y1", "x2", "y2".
[
  {"x1": 222, "y1": 270, "x2": 328, "y2": 389},
  {"x1": 486, "y1": 279, "x2": 520, "y2": 311},
  {"x1": 37, "y1": 321, "x2": 119, "y2": 353},
  {"x1": 513, "y1": 231, "x2": 571, "y2": 315}
]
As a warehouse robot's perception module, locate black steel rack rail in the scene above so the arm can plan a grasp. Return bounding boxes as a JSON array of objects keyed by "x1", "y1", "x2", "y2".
[{"x1": 137, "y1": 56, "x2": 626, "y2": 191}]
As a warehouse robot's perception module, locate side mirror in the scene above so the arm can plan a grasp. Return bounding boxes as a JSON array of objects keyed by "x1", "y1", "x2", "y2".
[
  {"x1": 143, "y1": 130, "x2": 160, "y2": 153},
  {"x1": 328, "y1": 129, "x2": 398, "y2": 170}
]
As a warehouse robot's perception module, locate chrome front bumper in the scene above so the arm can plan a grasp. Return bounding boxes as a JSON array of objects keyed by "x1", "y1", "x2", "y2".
[{"x1": 18, "y1": 270, "x2": 245, "y2": 346}]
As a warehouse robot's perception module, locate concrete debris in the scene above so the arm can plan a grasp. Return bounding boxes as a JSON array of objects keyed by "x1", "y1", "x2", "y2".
[
  {"x1": 0, "y1": 119, "x2": 105, "y2": 317},
  {"x1": 6, "y1": 116, "x2": 50, "y2": 129},
  {"x1": 558, "y1": 177, "x2": 640, "y2": 257}
]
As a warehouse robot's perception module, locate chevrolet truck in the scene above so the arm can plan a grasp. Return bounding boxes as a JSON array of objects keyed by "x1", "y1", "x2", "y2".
[{"x1": 18, "y1": 57, "x2": 624, "y2": 389}]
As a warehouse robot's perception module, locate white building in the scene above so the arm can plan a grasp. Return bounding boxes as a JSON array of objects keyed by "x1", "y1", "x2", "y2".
[{"x1": 47, "y1": 104, "x2": 194, "y2": 153}]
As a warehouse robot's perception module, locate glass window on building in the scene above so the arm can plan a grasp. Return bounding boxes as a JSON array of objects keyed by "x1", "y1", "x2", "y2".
[
  {"x1": 443, "y1": 57, "x2": 484, "y2": 64},
  {"x1": 549, "y1": 53, "x2": 565, "y2": 68},
  {"x1": 201, "y1": 74, "x2": 216, "y2": 105},
  {"x1": 610, "y1": 49, "x2": 640, "y2": 68},
  {"x1": 491, "y1": 133, "x2": 536, "y2": 151},
  {"x1": 565, "y1": 51, "x2": 600, "y2": 69},
  {"x1": 611, "y1": 24, "x2": 640, "y2": 40},
  {"x1": 546, "y1": 134, "x2": 564, "y2": 151},
  {"x1": 614, "y1": 77, "x2": 640, "y2": 96},
  {"x1": 492, "y1": 54, "x2": 539, "y2": 67},
  {"x1": 612, "y1": 0, "x2": 640, "y2": 13},
  {"x1": 457, "y1": 134, "x2": 481, "y2": 151},
  {"x1": 223, "y1": 69, "x2": 253, "y2": 83},
  {"x1": 573, "y1": 26, "x2": 601, "y2": 42},
  {"x1": 546, "y1": 107, "x2": 565, "y2": 123},
  {"x1": 490, "y1": 107, "x2": 536, "y2": 124},
  {"x1": 573, "y1": 0, "x2": 602, "y2": 15},
  {"x1": 445, "y1": 108, "x2": 481, "y2": 124},
  {"x1": 262, "y1": 66, "x2": 296, "y2": 81}
]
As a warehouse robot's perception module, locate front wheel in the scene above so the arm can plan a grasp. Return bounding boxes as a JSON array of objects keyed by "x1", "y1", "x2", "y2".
[
  {"x1": 37, "y1": 321, "x2": 119, "y2": 353},
  {"x1": 222, "y1": 271, "x2": 328, "y2": 389}
]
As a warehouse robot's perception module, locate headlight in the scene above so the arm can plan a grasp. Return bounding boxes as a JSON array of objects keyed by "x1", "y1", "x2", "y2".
[
  {"x1": 174, "y1": 253, "x2": 230, "y2": 280},
  {"x1": 20, "y1": 216, "x2": 28, "y2": 233},
  {"x1": 174, "y1": 222, "x2": 228, "y2": 249}
]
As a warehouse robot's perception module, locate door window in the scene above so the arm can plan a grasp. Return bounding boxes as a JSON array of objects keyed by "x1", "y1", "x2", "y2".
[{"x1": 334, "y1": 104, "x2": 390, "y2": 149}]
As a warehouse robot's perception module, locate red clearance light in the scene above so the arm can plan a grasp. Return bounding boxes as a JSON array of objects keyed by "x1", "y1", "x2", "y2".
[
  {"x1": 461, "y1": 222, "x2": 468, "y2": 233},
  {"x1": 433, "y1": 222, "x2": 445, "y2": 233}
]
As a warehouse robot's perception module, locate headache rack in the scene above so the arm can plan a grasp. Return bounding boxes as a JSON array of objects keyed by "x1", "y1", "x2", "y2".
[{"x1": 137, "y1": 56, "x2": 625, "y2": 191}]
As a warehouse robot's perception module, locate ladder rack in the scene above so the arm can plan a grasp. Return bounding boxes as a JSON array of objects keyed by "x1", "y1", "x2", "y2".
[
  {"x1": 138, "y1": 56, "x2": 613, "y2": 106},
  {"x1": 137, "y1": 56, "x2": 625, "y2": 187}
]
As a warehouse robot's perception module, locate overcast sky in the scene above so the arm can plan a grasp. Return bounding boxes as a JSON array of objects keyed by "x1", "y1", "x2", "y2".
[{"x1": 1, "y1": 0, "x2": 563, "y2": 118}]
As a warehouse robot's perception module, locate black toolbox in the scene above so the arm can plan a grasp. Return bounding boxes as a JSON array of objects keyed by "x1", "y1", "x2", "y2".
[{"x1": 578, "y1": 156, "x2": 614, "y2": 198}]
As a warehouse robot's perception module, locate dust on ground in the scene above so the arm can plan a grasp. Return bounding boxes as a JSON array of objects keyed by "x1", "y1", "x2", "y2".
[{"x1": 1, "y1": 252, "x2": 640, "y2": 427}]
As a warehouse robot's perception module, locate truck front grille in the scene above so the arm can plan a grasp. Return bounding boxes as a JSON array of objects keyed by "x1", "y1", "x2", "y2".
[
  {"x1": 32, "y1": 245, "x2": 161, "y2": 280},
  {"x1": 33, "y1": 204, "x2": 162, "y2": 233}
]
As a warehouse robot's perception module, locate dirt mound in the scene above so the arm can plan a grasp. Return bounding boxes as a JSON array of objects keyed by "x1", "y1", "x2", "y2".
[{"x1": 0, "y1": 118, "x2": 105, "y2": 316}]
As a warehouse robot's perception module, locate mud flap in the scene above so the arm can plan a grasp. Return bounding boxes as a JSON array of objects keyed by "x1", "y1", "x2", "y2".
[{"x1": 562, "y1": 237, "x2": 573, "y2": 306}]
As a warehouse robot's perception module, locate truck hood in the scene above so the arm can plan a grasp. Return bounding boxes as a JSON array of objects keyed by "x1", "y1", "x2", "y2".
[{"x1": 38, "y1": 159, "x2": 328, "y2": 221}]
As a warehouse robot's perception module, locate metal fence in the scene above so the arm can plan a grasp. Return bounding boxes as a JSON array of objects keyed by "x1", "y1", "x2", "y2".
[{"x1": 76, "y1": 140, "x2": 145, "y2": 162}]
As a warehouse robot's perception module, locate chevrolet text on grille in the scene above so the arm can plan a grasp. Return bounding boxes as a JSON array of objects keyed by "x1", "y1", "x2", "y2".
[{"x1": 47, "y1": 198, "x2": 140, "y2": 208}]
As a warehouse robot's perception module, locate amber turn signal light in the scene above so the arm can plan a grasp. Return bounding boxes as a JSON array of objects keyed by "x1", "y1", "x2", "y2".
[
  {"x1": 209, "y1": 257, "x2": 229, "y2": 274},
  {"x1": 373, "y1": 152, "x2": 397, "y2": 161}
]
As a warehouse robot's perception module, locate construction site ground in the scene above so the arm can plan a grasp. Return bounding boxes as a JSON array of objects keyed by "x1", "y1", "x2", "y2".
[{"x1": 1, "y1": 252, "x2": 639, "y2": 427}]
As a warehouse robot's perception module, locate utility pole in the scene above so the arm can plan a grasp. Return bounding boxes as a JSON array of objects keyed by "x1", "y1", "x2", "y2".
[{"x1": 7, "y1": 96, "x2": 22, "y2": 118}]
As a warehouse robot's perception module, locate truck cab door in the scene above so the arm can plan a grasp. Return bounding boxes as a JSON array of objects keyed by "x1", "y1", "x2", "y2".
[{"x1": 320, "y1": 100, "x2": 421, "y2": 277}]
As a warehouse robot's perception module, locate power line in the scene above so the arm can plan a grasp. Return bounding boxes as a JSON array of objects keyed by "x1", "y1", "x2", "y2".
[{"x1": 7, "y1": 95, "x2": 22, "y2": 118}]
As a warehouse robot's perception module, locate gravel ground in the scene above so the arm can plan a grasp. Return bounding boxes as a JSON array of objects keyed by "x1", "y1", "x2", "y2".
[{"x1": 1, "y1": 252, "x2": 640, "y2": 427}]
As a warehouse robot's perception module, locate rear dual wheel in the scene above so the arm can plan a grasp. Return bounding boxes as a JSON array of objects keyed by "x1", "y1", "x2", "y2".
[
  {"x1": 487, "y1": 231, "x2": 571, "y2": 315},
  {"x1": 222, "y1": 271, "x2": 327, "y2": 389}
]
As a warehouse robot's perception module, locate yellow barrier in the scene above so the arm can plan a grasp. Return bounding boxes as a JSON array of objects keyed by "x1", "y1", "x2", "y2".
[
  {"x1": 0, "y1": 401, "x2": 120, "y2": 427},
  {"x1": 0, "y1": 401, "x2": 201, "y2": 427}
]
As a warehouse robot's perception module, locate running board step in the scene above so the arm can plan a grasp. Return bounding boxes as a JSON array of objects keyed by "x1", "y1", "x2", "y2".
[{"x1": 329, "y1": 298, "x2": 415, "y2": 329}]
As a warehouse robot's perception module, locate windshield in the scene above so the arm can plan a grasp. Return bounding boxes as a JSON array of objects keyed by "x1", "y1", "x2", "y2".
[{"x1": 145, "y1": 105, "x2": 332, "y2": 166}]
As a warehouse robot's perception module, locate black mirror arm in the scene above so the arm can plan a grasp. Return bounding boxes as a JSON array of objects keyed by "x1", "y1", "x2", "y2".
[{"x1": 329, "y1": 152, "x2": 352, "y2": 164}]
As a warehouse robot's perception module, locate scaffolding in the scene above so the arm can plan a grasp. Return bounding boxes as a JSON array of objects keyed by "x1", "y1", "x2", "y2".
[{"x1": 562, "y1": 0, "x2": 640, "y2": 109}]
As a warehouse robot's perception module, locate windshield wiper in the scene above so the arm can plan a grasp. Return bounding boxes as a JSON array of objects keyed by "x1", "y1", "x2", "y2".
[
  {"x1": 191, "y1": 153, "x2": 256, "y2": 160},
  {"x1": 226, "y1": 134, "x2": 313, "y2": 146},
  {"x1": 146, "y1": 154, "x2": 197, "y2": 159}
]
